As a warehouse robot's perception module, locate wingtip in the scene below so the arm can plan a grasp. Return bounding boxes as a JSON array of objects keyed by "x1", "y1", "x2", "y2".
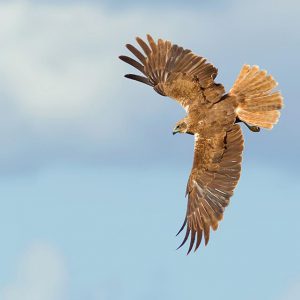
[
  {"x1": 176, "y1": 240, "x2": 185, "y2": 251},
  {"x1": 186, "y1": 242, "x2": 193, "y2": 255},
  {"x1": 204, "y1": 238, "x2": 209, "y2": 246},
  {"x1": 125, "y1": 43, "x2": 131, "y2": 50},
  {"x1": 186, "y1": 231, "x2": 196, "y2": 255},
  {"x1": 176, "y1": 227, "x2": 190, "y2": 251},
  {"x1": 176, "y1": 218, "x2": 187, "y2": 236},
  {"x1": 146, "y1": 33, "x2": 153, "y2": 40},
  {"x1": 176, "y1": 244, "x2": 184, "y2": 251}
]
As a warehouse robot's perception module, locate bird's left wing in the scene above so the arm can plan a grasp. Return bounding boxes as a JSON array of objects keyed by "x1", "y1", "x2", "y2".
[
  {"x1": 178, "y1": 125, "x2": 244, "y2": 254},
  {"x1": 119, "y1": 35, "x2": 225, "y2": 111}
]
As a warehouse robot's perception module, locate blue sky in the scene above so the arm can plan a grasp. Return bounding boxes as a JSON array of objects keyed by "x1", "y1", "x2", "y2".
[{"x1": 0, "y1": 0, "x2": 299, "y2": 300}]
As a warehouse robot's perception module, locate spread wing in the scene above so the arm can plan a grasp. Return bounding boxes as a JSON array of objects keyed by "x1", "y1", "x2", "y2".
[
  {"x1": 177, "y1": 125, "x2": 244, "y2": 254},
  {"x1": 119, "y1": 34, "x2": 225, "y2": 111}
]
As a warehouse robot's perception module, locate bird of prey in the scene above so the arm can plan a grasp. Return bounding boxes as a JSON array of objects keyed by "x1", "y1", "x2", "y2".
[{"x1": 119, "y1": 34, "x2": 283, "y2": 254}]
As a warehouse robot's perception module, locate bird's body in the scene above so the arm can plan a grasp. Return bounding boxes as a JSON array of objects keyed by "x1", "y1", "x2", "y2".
[{"x1": 119, "y1": 35, "x2": 283, "y2": 253}]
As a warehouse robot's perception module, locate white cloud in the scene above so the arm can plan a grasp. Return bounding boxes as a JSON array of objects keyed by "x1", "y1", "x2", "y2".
[
  {"x1": 280, "y1": 280, "x2": 300, "y2": 300},
  {"x1": 0, "y1": 242, "x2": 68, "y2": 300},
  {"x1": 0, "y1": 1, "x2": 117, "y2": 118},
  {"x1": 0, "y1": 0, "x2": 189, "y2": 172},
  {"x1": 0, "y1": 1, "x2": 186, "y2": 121}
]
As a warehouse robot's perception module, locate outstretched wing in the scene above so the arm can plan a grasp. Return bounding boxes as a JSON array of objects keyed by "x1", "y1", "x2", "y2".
[
  {"x1": 177, "y1": 125, "x2": 244, "y2": 254},
  {"x1": 119, "y1": 34, "x2": 225, "y2": 111}
]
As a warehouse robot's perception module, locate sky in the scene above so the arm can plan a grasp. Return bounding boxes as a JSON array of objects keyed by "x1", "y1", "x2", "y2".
[{"x1": 0, "y1": 0, "x2": 299, "y2": 299}]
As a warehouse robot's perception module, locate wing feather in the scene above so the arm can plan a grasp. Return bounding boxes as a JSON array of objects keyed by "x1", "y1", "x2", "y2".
[
  {"x1": 177, "y1": 125, "x2": 244, "y2": 253},
  {"x1": 124, "y1": 74, "x2": 152, "y2": 86},
  {"x1": 146, "y1": 34, "x2": 157, "y2": 53},
  {"x1": 120, "y1": 35, "x2": 225, "y2": 110},
  {"x1": 119, "y1": 55, "x2": 146, "y2": 75},
  {"x1": 125, "y1": 44, "x2": 146, "y2": 64},
  {"x1": 136, "y1": 36, "x2": 152, "y2": 57}
]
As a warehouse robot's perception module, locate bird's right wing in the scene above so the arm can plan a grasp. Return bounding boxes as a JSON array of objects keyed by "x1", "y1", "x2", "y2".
[
  {"x1": 119, "y1": 35, "x2": 225, "y2": 111},
  {"x1": 177, "y1": 125, "x2": 244, "y2": 254}
]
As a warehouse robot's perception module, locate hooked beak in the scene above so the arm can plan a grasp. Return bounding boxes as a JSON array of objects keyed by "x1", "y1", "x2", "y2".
[{"x1": 173, "y1": 128, "x2": 180, "y2": 135}]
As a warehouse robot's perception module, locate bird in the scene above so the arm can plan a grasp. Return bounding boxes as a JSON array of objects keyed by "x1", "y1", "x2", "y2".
[{"x1": 119, "y1": 34, "x2": 283, "y2": 254}]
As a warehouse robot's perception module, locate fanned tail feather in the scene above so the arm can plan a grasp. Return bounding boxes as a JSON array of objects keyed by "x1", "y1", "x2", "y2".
[{"x1": 231, "y1": 65, "x2": 283, "y2": 129}]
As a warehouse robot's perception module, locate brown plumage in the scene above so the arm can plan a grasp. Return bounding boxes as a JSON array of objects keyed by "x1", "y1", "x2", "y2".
[{"x1": 119, "y1": 34, "x2": 283, "y2": 254}]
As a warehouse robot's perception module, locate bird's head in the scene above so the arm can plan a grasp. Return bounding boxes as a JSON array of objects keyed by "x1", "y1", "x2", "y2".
[{"x1": 173, "y1": 118, "x2": 193, "y2": 135}]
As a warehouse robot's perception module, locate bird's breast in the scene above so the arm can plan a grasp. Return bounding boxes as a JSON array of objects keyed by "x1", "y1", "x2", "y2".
[{"x1": 188, "y1": 99, "x2": 237, "y2": 136}]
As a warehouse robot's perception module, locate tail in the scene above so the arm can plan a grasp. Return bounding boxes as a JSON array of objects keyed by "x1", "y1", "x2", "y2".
[{"x1": 230, "y1": 65, "x2": 283, "y2": 129}]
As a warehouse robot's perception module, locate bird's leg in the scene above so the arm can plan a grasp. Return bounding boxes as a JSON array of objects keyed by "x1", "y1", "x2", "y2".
[
  {"x1": 244, "y1": 122, "x2": 260, "y2": 132},
  {"x1": 235, "y1": 117, "x2": 260, "y2": 132}
]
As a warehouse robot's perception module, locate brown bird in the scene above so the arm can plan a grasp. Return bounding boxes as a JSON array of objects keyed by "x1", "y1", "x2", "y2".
[{"x1": 119, "y1": 34, "x2": 283, "y2": 254}]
